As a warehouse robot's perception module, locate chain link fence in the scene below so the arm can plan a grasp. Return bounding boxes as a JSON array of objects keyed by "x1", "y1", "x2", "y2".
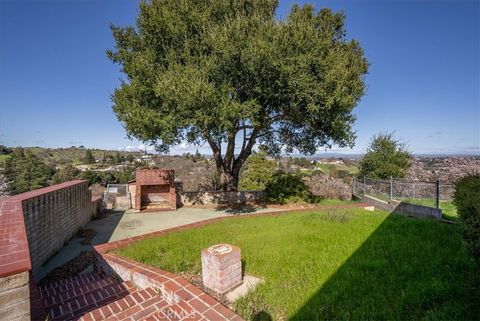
[{"x1": 353, "y1": 177, "x2": 455, "y2": 208}]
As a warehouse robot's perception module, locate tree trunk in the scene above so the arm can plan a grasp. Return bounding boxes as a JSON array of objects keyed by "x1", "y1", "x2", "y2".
[
  {"x1": 206, "y1": 127, "x2": 259, "y2": 192},
  {"x1": 218, "y1": 168, "x2": 239, "y2": 191}
]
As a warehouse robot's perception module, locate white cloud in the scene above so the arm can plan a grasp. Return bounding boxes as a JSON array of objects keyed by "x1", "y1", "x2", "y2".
[{"x1": 137, "y1": 143, "x2": 155, "y2": 151}]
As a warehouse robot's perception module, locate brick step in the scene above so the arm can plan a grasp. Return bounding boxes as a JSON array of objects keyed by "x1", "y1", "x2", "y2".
[
  {"x1": 39, "y1": 271, "x2": 107, "y2": 295},
  {"x1": 46, "y1": 281, "x2": 137, "y2": 320},
  {"x1": 79, "y1": 287, "x2": 169, "y2": 321},
  {"x1": 142, "y1": 303, "x2": 195, "y2": 321},
  {"x1": 42, "y1": 275, "x2": 118, "y2": 308}
]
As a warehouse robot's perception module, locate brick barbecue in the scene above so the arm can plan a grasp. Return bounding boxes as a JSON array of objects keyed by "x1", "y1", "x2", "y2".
[{"x1": 134, "y1": 169, "x2": 176, "y2": 212}]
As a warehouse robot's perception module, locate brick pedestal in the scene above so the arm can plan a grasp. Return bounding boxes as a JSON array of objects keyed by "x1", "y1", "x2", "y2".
[{"x1": 201, "y1": 244, "x2": 242, "y2": 294}]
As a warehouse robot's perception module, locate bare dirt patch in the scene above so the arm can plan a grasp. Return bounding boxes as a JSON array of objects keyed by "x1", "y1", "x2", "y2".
[{"x1": 39, "y1": 251, "x2": 93, "y2": 286}]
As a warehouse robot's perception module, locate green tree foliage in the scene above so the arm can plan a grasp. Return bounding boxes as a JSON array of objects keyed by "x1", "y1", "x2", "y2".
[
  {"x1": 52, "y1": 165, "x2": 81, "y2": 184},
  {"x1": 293, "y1": 157, "x2": 312, "y2": 168},
  {"x1": 114, "y1": 151, "x2": 125, "y2": 165},
  {"x1": 359, "y1": 133, "x2": 411, "y2": 179},
  {"x1": 239, "y1": 151, "x2": 276, "y2": 190},
  {"x1": 126, "y1": 153, "x2": 135, "y2": 163},
  {"x1": 265, "y1": 172, "x2": 316, "y2": 204},
  {"x1": 0, "y1": 145, "x2": 12, "y2": 155},
  {"x1": 83, "y1": 149, "x2": 95, "y2": 164},
  {"x1": 115, "y1": 167, "x2": 136, "y2": 184},
  {"x1": 81, "y1": 167, "x2": 135, "y2": 186},
  {"x1": 81, "y1": 171, "x2": 115, "y2": 186},
  {"x1": 454, "y1": 175, "x2": 480, "y2": 262},
  {"x1": 3, "y1": 149, "x2": 54, "y2": 194},
  {"x1": 108, "y1": 0, "x2": 368, "y2": 190}
]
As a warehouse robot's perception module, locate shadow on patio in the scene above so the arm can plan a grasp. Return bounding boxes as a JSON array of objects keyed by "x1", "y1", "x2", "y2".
[{"x1": 36, "y1": 210, "x2": 126, "y2": 282}]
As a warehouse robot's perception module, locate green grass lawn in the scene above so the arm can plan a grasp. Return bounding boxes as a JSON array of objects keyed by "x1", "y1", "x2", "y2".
[
  {"x1": 316, "y1": 163, "x2": 359, "y2": 175},
  {"x1": 116, "y1": 208, "x2": 479, "y2": 321},
  {"x1": 0, "y1": 154, "x2": 11, "y2": 165}
]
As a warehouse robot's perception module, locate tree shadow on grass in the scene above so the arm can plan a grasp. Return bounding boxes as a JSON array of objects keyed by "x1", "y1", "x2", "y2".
[
  {"x1": 290, "y1": 214, "x2": 480, "y2": 321},
  {"x1": 215, "y1": 203, "x2": 265, "y2": 215},
  {"x1": 253, "y1": 311, "x2": 273, "y2": 321}
]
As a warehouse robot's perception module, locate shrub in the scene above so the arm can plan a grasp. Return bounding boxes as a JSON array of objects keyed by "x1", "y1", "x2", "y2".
[
  {"x1": 303, "y1": 174, "x2": 352, "y2": 200},
  {"x1": 265, "y1": 173, "x2": 316, "y2": 204},
  {"x1": 453, "y1": 175, "x2": 480, "y2": 261}
]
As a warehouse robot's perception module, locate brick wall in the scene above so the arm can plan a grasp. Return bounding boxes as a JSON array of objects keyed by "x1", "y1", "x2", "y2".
[
  {"x1": 179, "y1": 191, "x2": 264, "y2": 206},
  {"x1": 0, "y1": 180, "x2": 94, "y2": 319},
  {"x1": 0, "y1": 197, "x2": 32, "y2": 320},
  {"x1": 20, "y1": 180, "x2": 92, "y2": 277}
]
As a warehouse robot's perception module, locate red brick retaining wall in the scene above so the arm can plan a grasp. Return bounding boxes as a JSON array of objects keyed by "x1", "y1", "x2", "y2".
[
  {"x1": 19, "y1": 180, "x2": 93, "y2": 277},
  {"x1": 0, "y1": 180, "x2": 96, "y2": 319},
  {"x1": 93, "y1": 248, "x2": 244, "y2": 320}
]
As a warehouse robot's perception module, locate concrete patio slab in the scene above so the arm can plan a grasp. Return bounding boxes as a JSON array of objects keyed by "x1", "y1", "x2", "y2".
[{"x1": 226, "y1": 274, "x2": 264, "y2": 303}]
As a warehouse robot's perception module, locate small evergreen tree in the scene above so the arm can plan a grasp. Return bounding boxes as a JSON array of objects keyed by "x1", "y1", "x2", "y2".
[
  {"x1": 52, "y1": 165, "x2": 81, "y2": 184},
  {"x1": 239, "y1": 151, "x2": 276, "y2": 190},
  {"x1": 0, "y1": 145, "x2": 12, "y2": 155},
  {"x1": 83, "y1": 149, "x2": 95, "y2": 164},
  {"x1": 359, "y1": 133, "x2": 411, "y2": 179},
  {"x1": 114, "y1": 151, "x2": 125, "y2": 164},
  {"x1": 126, "y1": 153, "x2": 135, "y2": 163},
  {"x1": 3, "y1": 149, "x2": 54, "y2": 194}
]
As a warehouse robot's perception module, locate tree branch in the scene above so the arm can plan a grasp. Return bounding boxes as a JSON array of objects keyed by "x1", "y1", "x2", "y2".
[
  {"x1": 233, "y1": 127, "x2": 260, "y2": 172},
  {"x1": 224, "y1": 128, "x2": 236, "y2": 172}
]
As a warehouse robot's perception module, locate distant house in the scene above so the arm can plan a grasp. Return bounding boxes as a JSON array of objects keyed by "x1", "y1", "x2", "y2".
[{"x1": 135, "y1": 154, "x2": 153, "y2": 162}]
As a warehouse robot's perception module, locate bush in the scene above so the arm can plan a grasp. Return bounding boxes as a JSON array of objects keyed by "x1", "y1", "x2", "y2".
[
  {"x1": 303, "y1": 174, "x2": 352, "y2": 200},
  {"x1": 265, "y1": 173, "x2": 316, "y2": 204},
  {"x1": 453, "y1": 175, "x2": 480, "y2": 261}
]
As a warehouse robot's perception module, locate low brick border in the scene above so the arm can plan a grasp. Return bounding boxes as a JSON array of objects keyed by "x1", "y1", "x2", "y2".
[
  {"x1": 93, "y1": 251, "x2": 243, "y2": 320},
  {"x1": 93, "y1": 203, "x2": 369, "y2": 320}
]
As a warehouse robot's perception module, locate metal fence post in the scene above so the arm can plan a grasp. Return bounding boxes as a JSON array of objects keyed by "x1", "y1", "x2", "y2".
[
  {"x1": 363, "y1": 177, "x2": 366, "y2": 195},
  {"x1": 435, "y1": 180, "x2": 440, "y2": 209},
  {"x1": 389, "y1": 176, "x2": 393, "y2": 200}
]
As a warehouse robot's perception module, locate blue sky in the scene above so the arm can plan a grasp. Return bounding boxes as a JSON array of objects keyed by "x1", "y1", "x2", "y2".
[{"x1": 0, "y1": 0, "x2": 478, "y2": 155}]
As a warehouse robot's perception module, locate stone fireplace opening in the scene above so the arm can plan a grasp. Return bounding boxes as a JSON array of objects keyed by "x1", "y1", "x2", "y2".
[
  {"x1": 131, "y1": 169, "x2": 176, "y2": 212},
  {"x1": 140, "y1": 185, "x2": 170, "y2": 209}
]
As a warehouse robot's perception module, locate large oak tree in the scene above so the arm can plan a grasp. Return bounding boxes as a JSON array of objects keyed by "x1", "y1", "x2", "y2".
[{"x1": 108, "y1": 0, "x2": 368, "y2": 190}]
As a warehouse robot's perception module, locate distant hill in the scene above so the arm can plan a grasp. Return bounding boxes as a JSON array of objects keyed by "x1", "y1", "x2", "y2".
[{"x1": 0, "y1": 146, "x2": 140, "y2": 167}]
